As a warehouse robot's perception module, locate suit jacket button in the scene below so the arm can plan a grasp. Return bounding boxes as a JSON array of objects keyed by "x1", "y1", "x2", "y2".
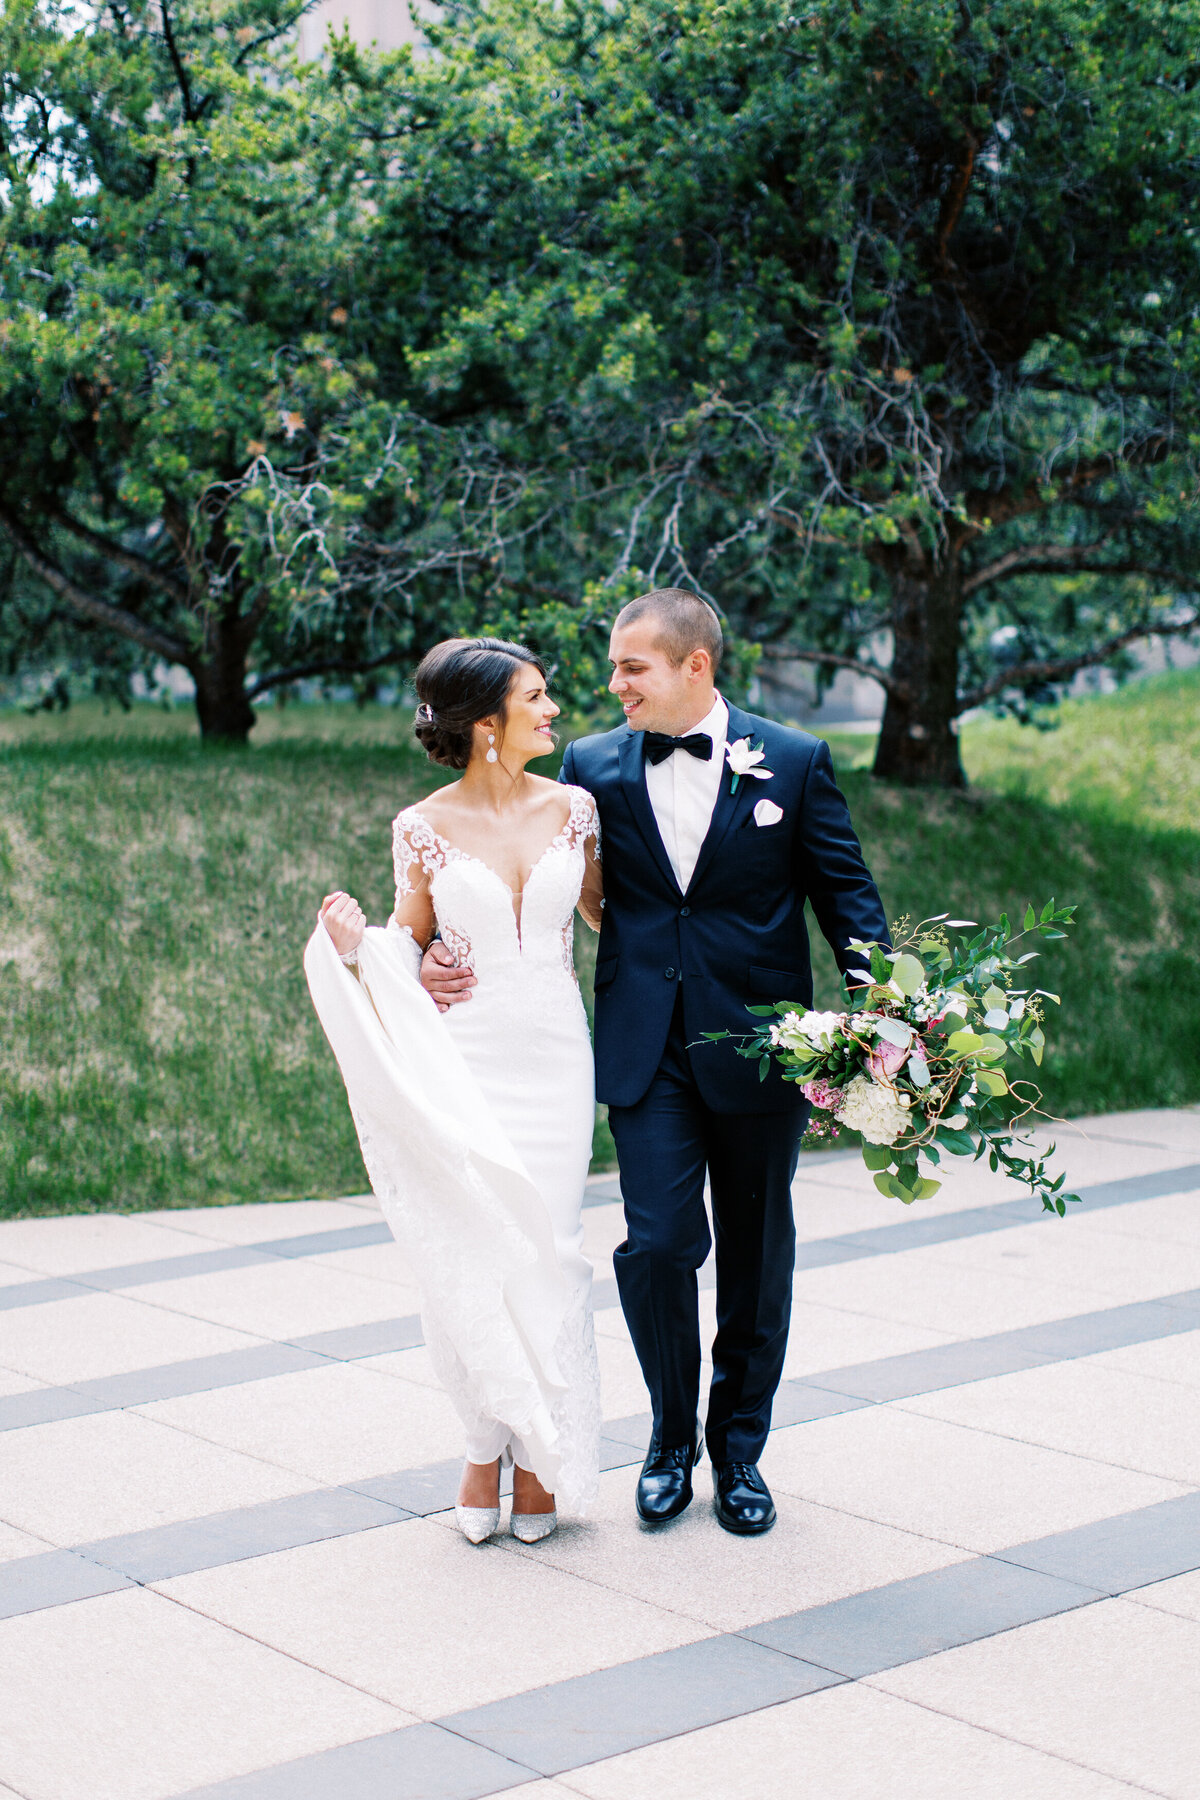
[
  {"x1": 679, "y1": 906, "x2": 691, "y2": 917},
  {"x1": 664, "y1": 967, "x2": 676, "y2": 980}
]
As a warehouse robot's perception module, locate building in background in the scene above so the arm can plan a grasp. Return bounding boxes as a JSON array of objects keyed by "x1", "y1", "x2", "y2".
[{"x1": 298, "y1": 0, "x2": 416, "y2": 59}]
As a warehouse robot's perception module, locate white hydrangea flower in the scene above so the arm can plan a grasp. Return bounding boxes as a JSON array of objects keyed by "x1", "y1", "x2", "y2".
[
  {"x1": 798, "y1": 1009, "x2": 844, "y2": 1043},
  {"x1": 771, "y1": 1009, "x2": 845, "y2": 1052},
  {"x1": 836, "y1": 1073, "x2": 912, "y2": 1146}
]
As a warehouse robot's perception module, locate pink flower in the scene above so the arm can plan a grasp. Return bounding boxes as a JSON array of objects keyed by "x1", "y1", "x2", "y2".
[
  {"x1": 801, "y1": 1077, "x2": 841, "y2": 1110},
  {"x1": 867, "y1": 1038, "x2": 909, "y2": 1085}
]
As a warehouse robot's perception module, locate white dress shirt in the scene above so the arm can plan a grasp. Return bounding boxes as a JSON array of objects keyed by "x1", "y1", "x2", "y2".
[{"x1": 643, "y1": 693, "x2": 728, "y2": 891}]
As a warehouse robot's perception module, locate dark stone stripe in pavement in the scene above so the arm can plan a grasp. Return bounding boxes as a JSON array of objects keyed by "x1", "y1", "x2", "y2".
[
  {"x1": 0, "y1": 1549, "x2": 134, "y2": 1620},
  {"x1": 4, "y1": 1278, "x2": 1200, "y2": 1620},
  {"x1": 5, "y1": 1163, "x2": 1197, "y2": 1431},
  {"x1": 2, "y1": 1161, "x2": 1195, "y2": 1315},
  {"x1": 173, "y1": 1491, "x2": 1200, "y2": 1799},
  {"x1": 178, "y1": 1722, "x2": 536, "y2": 1800}
]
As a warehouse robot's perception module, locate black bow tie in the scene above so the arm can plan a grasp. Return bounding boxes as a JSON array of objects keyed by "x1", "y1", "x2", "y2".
[{"x1": 643, "y1": 731, "x2": 714, "y2": 766}]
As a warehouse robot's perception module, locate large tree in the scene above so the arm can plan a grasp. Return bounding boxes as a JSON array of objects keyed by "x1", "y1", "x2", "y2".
[
  {"x1": 0, "y1": 0, "x2": 413, "y2": 738},
  {"x1": 343, "y1": 0, "x2": 1200, "y2": 783}
]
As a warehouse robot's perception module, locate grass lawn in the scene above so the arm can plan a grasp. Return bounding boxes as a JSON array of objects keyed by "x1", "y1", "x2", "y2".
[{"x1": 1, "y1": 674, "x2": 1197, "y2": 1217}]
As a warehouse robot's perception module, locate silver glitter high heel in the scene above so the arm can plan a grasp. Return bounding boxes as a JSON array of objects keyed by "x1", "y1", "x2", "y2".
[
  {"x1": 510, "y1": 1507, "x2": 557, "y2": 1543},
  {"x1": 455, "y1": 1453, "x2": 505, "y2": 1543},
  {"x1": 455, "y1": 1504, "x2": 501, "y2": 1544}
]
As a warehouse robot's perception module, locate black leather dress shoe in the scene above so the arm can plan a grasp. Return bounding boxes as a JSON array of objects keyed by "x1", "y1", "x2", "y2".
[
  {"x1": 712, "y1": 1461, "x2": 776, "y2": 1535},
  {"x1": 636, "y1": 1427, "x2": 703, "y2": 1524}
]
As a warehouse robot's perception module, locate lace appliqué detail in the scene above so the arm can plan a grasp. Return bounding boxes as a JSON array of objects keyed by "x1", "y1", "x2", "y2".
[{"x1": 393, "y1": 806, "x2": 476, "y2": 970}]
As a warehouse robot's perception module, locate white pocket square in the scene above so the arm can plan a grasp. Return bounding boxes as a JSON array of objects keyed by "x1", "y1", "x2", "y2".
[{"x1": 754, "y1": 798, "x2": 784, "y2": 827}]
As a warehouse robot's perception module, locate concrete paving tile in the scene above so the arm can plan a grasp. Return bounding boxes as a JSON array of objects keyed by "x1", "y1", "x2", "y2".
[
  {"x1": 0, "y1": 1584, "x2": 407, "y2": 1800},
  {"x1": 447, "y1": 1636, "x2": 841, "y2": 1775},
  {"x1": 356, "y1": 1344, "x2": 444, "y2": 1389},
  {"x1": 155, "y1": 1516, "x2": 712, "y2": 1717},
  {"x1": 1076, "y1": 1189, "x2": 1200, "y2": 1250},
  {"x1": 85, "y1": 1486, "x2": 408, "y2": 1583},
  {"x1": 764, "y1": 1406, "x2": 1187, "y2": 1553},
  {"x1": 0, "y1": 1290, "x2": 265, "y2": 1384},
  {"x1": 290, "y1": 1315, "x2": 423, "y2": 1359},
  {"x1": 872, "y1": 1595, "x2": 1200, "y2": 1798},
  {"x1": 0, "y1": 1213, "x2": 219, "y2": 1275},
  {"x1": 997, "y1": 1492, "x2": 1200, "y2": 1595},
  {"x1": 590, "y1": 1305, "x2": 634, "y2": 1344},
  {"x1": 581, "y1": 1202, "x2": 623, "y2": 1266},
  {"x1": 791, "y1": 1250, "x2": 1105, "y2": 1339},
  {"x1": 135, "y1": 1359, "x2": 465, "y2": 1484},
  {"x1": 0, "y1": 1363, "x2": 46, "y2": 1397},
  {"x1": 594, "y1": 1336, "x2": 651, "y2": 1418},
  {"x1": 562, "y1": 1681, "x2": 1142, "y2": 1800},
  {"x1": 0, "y1": 1519, "x2": 50, "y2": 1562},
  {"x1": 177, "y1": 1723, "x2": 537, "y2": 1800},
  {"x1": 1084, "y1": 1107, "x2": 1200, "y2": 1153},
  {"x1": 0, "y1": 1258, "x2": 63, "y2": 1290},
  {"x1": 782, "y1": 1303, "x2": 956, "y2": 1382},
  {"x1": 0, "y1": 1547, "x2": 134, "y2": 1618},
  {"x1": 492, "y1": 1784, "x2": 587, "y2": 1799},
  {"x1": 297, "y1": 1241, "x2": 419, "y2": 1287},
  {"x1": 745, "y1": 1555, "x2": 1098, "y2": 1675},
  {"x1": 140, "y1": 1197, "x2": 382, "y2": 1243},
  {"x1": 493, "y1": 1464, "x2": 965, "y2": 1633},
  {"x1": 916, "y1": 1215, "x2": 1200, "y2": 1306},
  {"x1": 1122, "y1": 1568, "x2": 1200, "y2": 1623},
  {"x1": 0, "y1": 1408, "x2": 309, "y2": 1543},
  {"x1": 1027, "y1": 1124, "x2": 1199, "y2": 1183},
  {"x1": 899, "y1": 1355, "x2": 1200, "y2": 1483},
  {"x1": 131, "y1": 1258, "x2": 421, "y2": 1340}
]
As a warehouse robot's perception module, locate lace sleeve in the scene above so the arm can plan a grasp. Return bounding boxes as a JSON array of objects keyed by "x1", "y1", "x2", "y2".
[
  {"x1": 391, "y1": 809, "x2": 437, "y2": 948},
  {"x1": 571, "y1": 789, "x2": 604, "y2": 931}
]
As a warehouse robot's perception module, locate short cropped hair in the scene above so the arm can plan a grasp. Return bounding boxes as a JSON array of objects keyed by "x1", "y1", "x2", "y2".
[{"x1": 614, "y1": 587, "x2": 723, "y2": 672}]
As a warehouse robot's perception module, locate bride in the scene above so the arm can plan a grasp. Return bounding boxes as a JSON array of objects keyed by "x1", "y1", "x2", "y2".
[{"x1": 306, "y1": 637, "x2": 603, "y2": 1544}]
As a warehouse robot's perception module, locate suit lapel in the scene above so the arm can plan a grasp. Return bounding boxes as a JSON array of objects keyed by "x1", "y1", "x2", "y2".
[
  {"x1": 685, "y1": 702, "x2": 758, "y2": 896},
  {"x1": 617, "y1": 728, "x2": 683, "y2": 896}
]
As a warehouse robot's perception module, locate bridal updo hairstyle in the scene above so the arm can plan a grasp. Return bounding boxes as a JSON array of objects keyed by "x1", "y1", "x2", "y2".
[{"x1": 412, "y1": 637, "x2": 549, "y2": 769}]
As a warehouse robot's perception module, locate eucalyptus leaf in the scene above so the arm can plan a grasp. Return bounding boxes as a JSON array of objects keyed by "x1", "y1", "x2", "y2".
[{"x1": 890, "y1": 953, "x2": 926, "y2": 996}]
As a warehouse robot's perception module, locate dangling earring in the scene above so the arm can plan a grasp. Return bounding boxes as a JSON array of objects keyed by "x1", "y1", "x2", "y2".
[{"x1": 486, "y1": 733, "x2": 498, "y2": 764}]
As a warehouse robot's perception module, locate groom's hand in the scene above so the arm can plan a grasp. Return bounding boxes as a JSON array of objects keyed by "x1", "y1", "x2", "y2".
[{"x1": 421, "y1": 939, "x2": 476, "y2": 1012}]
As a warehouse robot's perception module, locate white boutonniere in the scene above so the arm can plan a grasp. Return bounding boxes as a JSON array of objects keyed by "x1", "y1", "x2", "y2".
[{"x1": 725, "y1": 736, "x2": 774, "y2": 794}]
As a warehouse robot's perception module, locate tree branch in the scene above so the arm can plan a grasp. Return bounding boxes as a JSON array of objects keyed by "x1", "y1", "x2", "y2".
[
  {"x1": 245, "y1": 648, "x2": 408, "y2": 698},
  {"x1": 967, "y1": 439, "x2": 1173, "y2": 526},
  {"x1": 52, "y1": 510, "x2": 191, "y2": 605},
  {"x1": 0, "y1": 508, "x2": 191, "y2": 668},
  {"x1": 959, "y1": 611, "x2": 1200, "y2": 709},
  {"x1": 935, "y1": 127, "x2": 978, "y2": 277},
  {"x1": 964, "y1": 548, "x2": 1191, "y2": 596},
  {"x1": 759, "y1": 643, "x2": 898, "y2": 694},
  {"x1": 159, "y1": 0, "x2": 209, "y2": 124}
]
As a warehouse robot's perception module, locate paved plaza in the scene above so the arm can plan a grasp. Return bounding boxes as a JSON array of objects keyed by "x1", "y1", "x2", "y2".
[{"x1": 0, "y1": 1107, "x2": 1198, "y2": 1799}]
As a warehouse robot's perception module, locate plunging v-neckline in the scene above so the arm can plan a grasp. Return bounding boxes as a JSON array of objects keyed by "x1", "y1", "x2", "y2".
[{"x1": 407, "y1": 808, "x2": 577, "y2": 949}]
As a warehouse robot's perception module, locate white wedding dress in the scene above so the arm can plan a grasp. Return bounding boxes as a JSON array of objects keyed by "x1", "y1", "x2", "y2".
[{"x1": 304, "y1": 784, "x2": 602, "y2": 1514}]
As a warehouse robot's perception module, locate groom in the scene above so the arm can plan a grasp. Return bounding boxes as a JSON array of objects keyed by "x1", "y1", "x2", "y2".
[{"x1": 431, "y1": 589, "x2": 889, "y2": 1534}]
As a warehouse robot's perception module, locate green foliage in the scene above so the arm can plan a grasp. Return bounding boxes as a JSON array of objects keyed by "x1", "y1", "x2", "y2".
[
  {"x1": 0, "y1": 0, "x2": 410, "y2": 733},
  {"x1": 2, "y1": 0, "x2": 1199, "y2": 764},
  {"x1": 335, "y1": 0, "x2": 1200, "y2": 778}
]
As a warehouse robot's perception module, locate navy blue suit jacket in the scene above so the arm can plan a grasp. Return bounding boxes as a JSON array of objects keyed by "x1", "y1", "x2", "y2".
[{"x1": 561, "y1": 701, "x2": 890, "y2": 1114}]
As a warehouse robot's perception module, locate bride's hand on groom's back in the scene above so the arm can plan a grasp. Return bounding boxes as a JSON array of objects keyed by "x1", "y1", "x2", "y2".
[
  {"x1": 320, "y1": 891, "x2": 366, "y2": 959},
  {"x1": 420, "y1": 939, "x2": 476, "y2": 1013}
]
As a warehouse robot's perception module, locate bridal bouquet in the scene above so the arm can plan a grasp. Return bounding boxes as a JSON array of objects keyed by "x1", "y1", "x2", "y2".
[{"x1": 714, "y1": 903, "x2": 1080, "y2": 1214}]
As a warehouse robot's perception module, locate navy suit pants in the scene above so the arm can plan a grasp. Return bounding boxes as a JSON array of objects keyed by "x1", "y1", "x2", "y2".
[{"x1": 607, "y1": 993, "x2": 808, "y2": 1464}]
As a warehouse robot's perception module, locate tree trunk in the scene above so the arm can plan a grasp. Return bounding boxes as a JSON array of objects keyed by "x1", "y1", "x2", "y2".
[
  {"x1": 191, "y1": 624, "x2": 257, "y2": 743},
  {"x1": 872, "y1": 552, "x2": 966, "y2": 788}
]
